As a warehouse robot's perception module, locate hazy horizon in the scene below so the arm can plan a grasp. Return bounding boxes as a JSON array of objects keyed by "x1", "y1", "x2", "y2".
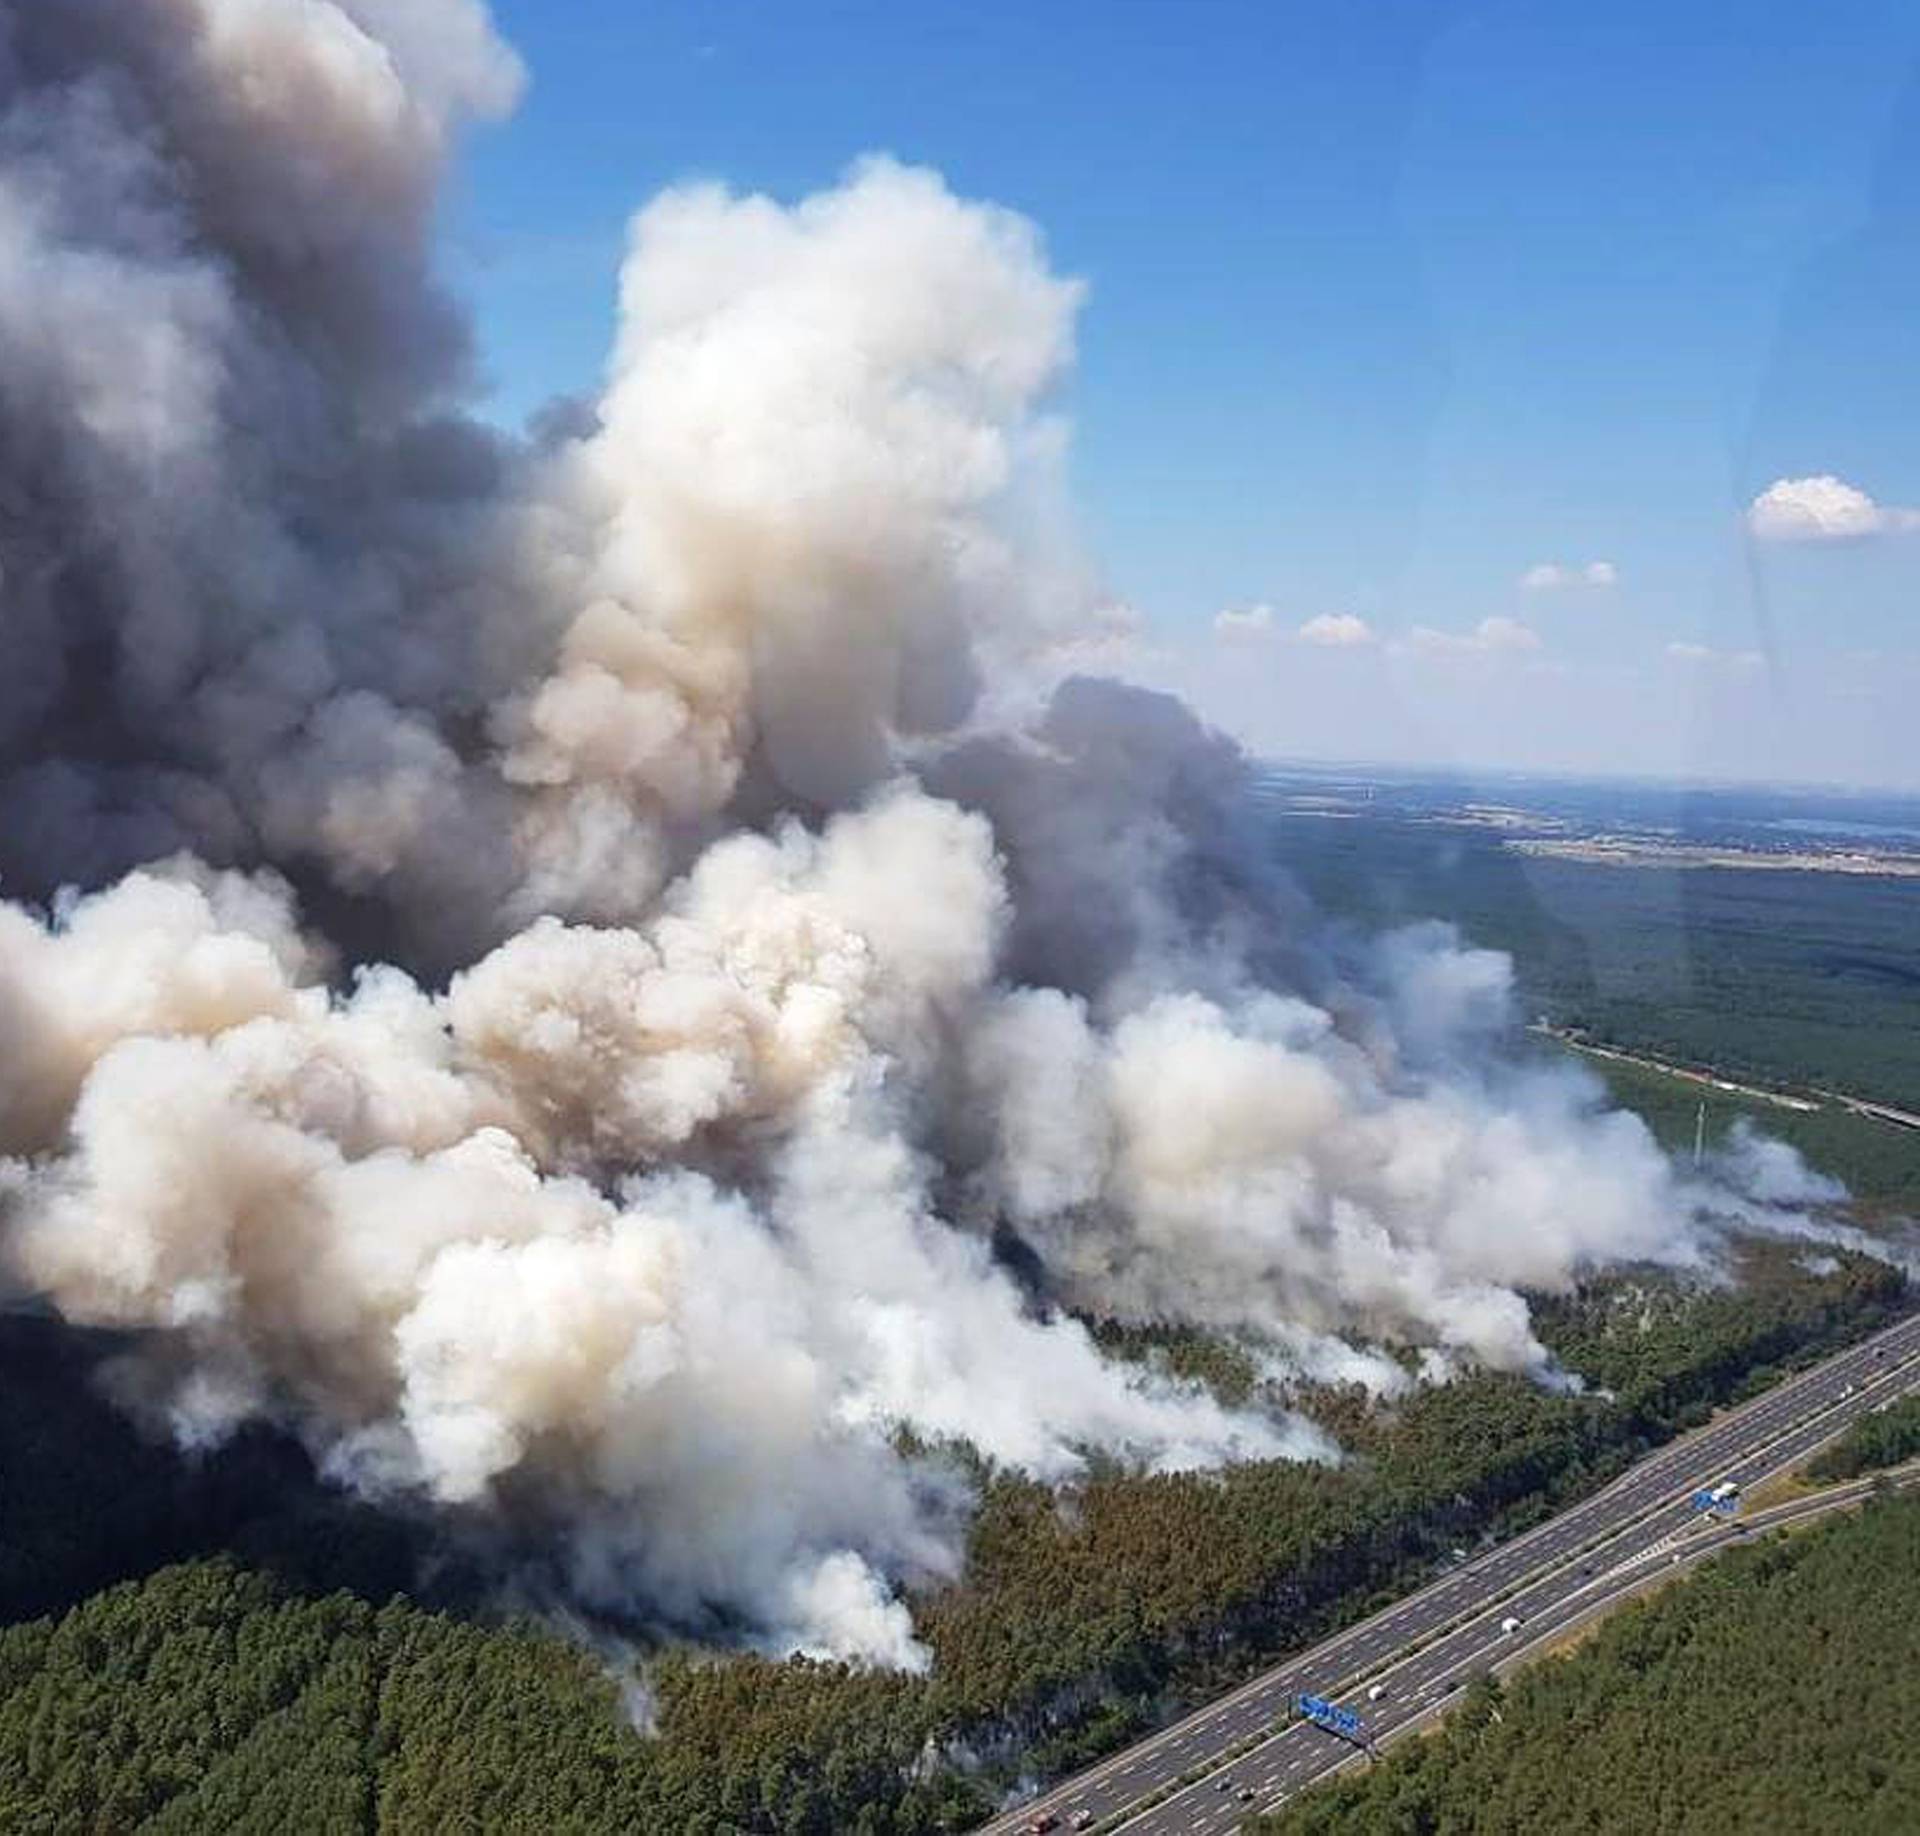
[{"x1": 1250, "y1": 756, "x2": 1920, "y2": 800}]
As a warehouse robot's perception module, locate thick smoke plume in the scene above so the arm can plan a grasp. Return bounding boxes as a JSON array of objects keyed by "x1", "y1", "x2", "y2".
[{"x1": 0, "y1": 2, "x2": 1856, "y2": 1663}]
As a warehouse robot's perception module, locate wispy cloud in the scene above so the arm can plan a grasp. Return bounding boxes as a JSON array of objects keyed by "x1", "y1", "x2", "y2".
[
  {"x1": 1520, "y1": 556, "x2": 1612, "y2": 591},
  {"x1": 1747, "y1": 474, "x2": 1920, "y2": 543},
  {"x1": 1666, "y1": 640, "x2": 1764, "y2": 670},
  {"x1": 1296, "y1": 612, "x2": 1374, "y2": 647},
  {"x1": 1409, "y1": 615, "x2": 1543, "y2": 656},
  {"x1": 1212, "y1": 602, "x2": 1276, "y2": 639},
  {"x1": 1519, "y1": 559, "x2": 1617, "y2": 591}
]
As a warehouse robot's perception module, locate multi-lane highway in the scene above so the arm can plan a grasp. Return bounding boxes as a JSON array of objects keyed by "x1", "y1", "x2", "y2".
[{"x1": 983, "y1": 1310, "x2": 1920, "y2": 1835}]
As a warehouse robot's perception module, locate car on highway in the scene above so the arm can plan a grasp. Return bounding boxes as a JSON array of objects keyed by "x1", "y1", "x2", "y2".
[
  {"x1": 1500, "y1": 1615, "x2": 1523, "y2": 1634},
  {"x1": 1023, "y1": 1816, "x2": 1059, "y2": 1834},
  {"x1": 1070, "y1": 1812, "x2": 1094, "y2": 1832},
  {"x1": 1367, "y1": 1683, "x2": 1387, "y2": 1702}
]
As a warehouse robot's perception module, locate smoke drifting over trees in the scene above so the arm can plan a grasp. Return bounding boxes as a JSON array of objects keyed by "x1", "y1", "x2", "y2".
[{"x1": 0, "y1": 2, "x2": 1854, "y2": 1663}]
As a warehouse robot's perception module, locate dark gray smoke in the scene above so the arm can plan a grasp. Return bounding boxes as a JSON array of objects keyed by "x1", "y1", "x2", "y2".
[{"x1": 0, "y1": 1, "x2": 544, "y2": 955}]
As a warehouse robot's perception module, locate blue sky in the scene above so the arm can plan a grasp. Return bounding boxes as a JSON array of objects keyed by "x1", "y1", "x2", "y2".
[{"x1": 448, "y1": 1, "x2": 1920, "y2": 787}]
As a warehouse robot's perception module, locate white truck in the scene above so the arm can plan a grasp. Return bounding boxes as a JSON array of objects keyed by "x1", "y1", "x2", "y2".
[{"x1": 1708, "y1": 1481, "x2": 1740, "y2": 1505}]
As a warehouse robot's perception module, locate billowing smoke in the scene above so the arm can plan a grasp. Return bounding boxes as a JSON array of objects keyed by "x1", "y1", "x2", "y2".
[{"x1": 0, "y1": 2, "x2": 1854, "y2": 1663}]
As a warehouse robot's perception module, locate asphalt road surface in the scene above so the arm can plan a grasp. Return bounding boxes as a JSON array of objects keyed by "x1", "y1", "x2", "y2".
[{"x1": 982, "y1": 1311, "x2": 1920, "y2": 1836}]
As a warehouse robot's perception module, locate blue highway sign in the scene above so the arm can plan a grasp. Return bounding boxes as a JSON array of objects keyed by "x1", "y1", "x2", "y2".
[{"x1": 1298, "y1": 1694, "x2": 1364, "y2": 1740}]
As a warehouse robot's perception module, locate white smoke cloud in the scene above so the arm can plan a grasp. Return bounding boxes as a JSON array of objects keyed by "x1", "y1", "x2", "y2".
[
  {"x1": 0, "y1": 845, "x2": 1301, "y2": 1666},
  {"x1": 0, "y1": 1, "x2": 1865, "y2": 1665},
  {"x1": 499, "y1": 152, "x2": 1086, "y2": 913},
  {"x1": 957, "y1": 936, "x2": 1720, "y2": 1384}
]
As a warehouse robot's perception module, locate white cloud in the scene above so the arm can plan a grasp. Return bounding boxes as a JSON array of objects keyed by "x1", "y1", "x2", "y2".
[
  {"x1": 1519, "y1": 560, "x2": 1617, "y2": 591},
  {"x1": 1212, "y1": 602, "x2": 1275, "y2": 640},
  {"x1": 1410, "y1": 615, "x2": 1543, "y2": 656},
  {"x1": 1476, "y1": 615, "x2": 1542, "y2": 651},
  {"x1": 1746, "y1": 474, "x2": 1920, "y2": 543},
  {"x1": 1296, "y1": 612, "x2": 1374, "y2": 648}
]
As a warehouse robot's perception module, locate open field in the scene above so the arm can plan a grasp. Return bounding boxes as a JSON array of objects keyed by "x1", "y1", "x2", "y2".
[{"x1": 1256, "y1": 784, "x2": 1920, "y2": 1118}]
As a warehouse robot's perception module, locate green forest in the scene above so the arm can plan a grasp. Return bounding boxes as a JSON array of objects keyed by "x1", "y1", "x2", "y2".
[
  {"x1": 0, "y1": 1244, "x2": 1904, "y2": 1833},
  {"x1": 1267, "y1": 811, "x2": 1920, "y2": 1114},
  {"x1": 1254, "y1": 1491, "x2": 1920, "y2": 1836}
]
